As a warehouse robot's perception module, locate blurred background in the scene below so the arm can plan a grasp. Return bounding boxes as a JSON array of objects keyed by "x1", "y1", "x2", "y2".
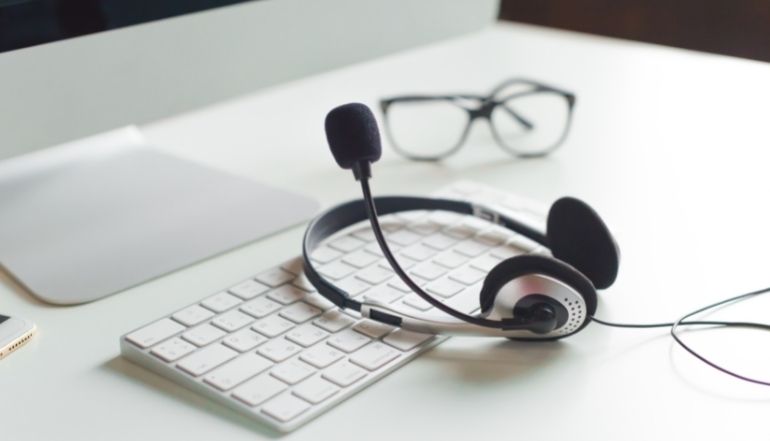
[{"x1": 499, "y1": 0, "x2": 770, "y2": 62}]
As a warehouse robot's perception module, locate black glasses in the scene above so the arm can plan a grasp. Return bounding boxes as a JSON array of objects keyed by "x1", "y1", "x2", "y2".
[{"x1": 379, "y1": 78, "x2": 576, "y2": 161}]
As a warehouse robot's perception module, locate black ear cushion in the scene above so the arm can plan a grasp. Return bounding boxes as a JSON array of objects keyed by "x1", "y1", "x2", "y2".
[
  {"x1": 546, "y1": 197, "x2": 620, "y2": 290},
  {"x1": 479, "y1": 254, "x2": 598, "y2": 317}
]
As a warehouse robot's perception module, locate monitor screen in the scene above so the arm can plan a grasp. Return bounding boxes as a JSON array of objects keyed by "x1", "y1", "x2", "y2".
[{"x1": 0, "y1": 0, "x2": 257, "y2": 53}]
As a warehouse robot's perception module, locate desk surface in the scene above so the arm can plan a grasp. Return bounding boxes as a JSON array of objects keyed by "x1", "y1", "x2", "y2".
[{"x1": 3, "y1": 22, "x2": 770, "y2": 440}]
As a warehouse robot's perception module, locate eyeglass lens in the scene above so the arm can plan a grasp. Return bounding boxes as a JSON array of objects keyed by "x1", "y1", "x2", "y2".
[{"x1": 384, "y1": 85, "x2": 571, "y2": 159}]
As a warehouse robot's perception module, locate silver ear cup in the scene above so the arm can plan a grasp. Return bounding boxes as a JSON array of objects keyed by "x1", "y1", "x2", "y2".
[{"x1": 481, "y1": 273, "x2": 588, "y2": 339}]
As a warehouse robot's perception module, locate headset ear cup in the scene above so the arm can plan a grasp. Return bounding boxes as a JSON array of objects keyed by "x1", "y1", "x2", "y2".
[
  {"x1": 479, "y1": 254, "x2": 598, "y2": 317},
  {"x1": 546, "y1": 197, "x2": 620, "y2": 290}
]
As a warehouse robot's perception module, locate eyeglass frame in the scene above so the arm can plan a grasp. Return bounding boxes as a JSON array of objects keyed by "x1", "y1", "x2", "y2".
[{"x1": 379, "y1": 78, "x2": 577, "y2": 161}]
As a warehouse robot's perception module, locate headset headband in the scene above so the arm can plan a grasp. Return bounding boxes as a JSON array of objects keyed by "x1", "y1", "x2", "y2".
[{"x1": 302, "y1": 196, "x2": 548, "y2": 313}]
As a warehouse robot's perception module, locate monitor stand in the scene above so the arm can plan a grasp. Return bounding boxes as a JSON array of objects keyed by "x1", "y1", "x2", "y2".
[{"x1": 0, "y1": 127, "x2": 319, "y2": 305}]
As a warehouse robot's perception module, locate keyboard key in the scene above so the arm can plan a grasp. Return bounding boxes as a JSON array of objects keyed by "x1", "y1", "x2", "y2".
[
  {"x1": 286, "y1": 324, "x2": 328, "y2": 347},
  {"x1": 322, "y1": 361, "x2": 366, "y2": 387},
  {"x1": 126, "y1": 318, "x2": 185, "y2": 349},
  {"x1": 364, "y1": 241, "x2": 397, "y2": 257},
  {"x1": 201, "y1": 292, "x2": 242, "y2": 313},
  {"x1": 402, "y1": 294, "x2": 433, "y2": 311},
  {"x1": 232, "y1": 373, "x2": 287, "y2": 407},
  {"x1": 280, "y1": 257, "x2": 304, "y2": 275},
  {"x1": 433, "y1": 251, "x2": 469, "y2": 269},
  {"x1": 223, "y1": 328, "x2": 267, "y2": 352},
  {"x1": 328, "y1": 235, "x2": 366, "y2": 253},
  {"x1": 387, "y1": 278, "x2": 412, "y2": 293},
  {"x1": 383, "y1": 329, "x2": 434, "y2": 352},
  {"x1": 400, "y1": 243, "x2": 438, "y2": 261},
  {"x1": 425, "y1": 278, "x2": 464, "y2": 298},
  {"x1": 470, "y1": 255, "x2": 502, "y2": 272},
  {"x1": 267, "y1": 285, "x2": 307, "y2": 305},
  {"x1": 444, "y1": 223, "x2": 476, "y2": 239},
  {"x1": 395, "y1": 210, "x2": 427, "y2": 222},
  {"x1": 182, "y1": 323, "x2": 227, "y2": 347},
  {"x1": 355, "y1": 265, "x2": 394, "y2": 285},
  {"x1": 410, "y1": 262, "x2": 448, "y2": 281},
  {"x1": 310, "y1": 246, "x2": 343, "y2": 264},
  {"x1": 507, "y1": 234, "x2": 540, "y2": 252},
  {"x1": 380, "y1": 216, "x2": 406, "y2": 231},
  {"x1": 300, "y1": 344, "x2": 344, "y2": 368},
  {"x1": 460, "y1": 216, "x2": 492, "y2": 230},
  {"x1": 387, "y1": 229, "x2": 422, "y2": 246},
  {"x1": 256, "y1": 267, "x2": 294, "y2": 287},
  {"x1": 302, "y1": 293, "x2": 336, "y2": 311},
  {"x1": 411, "y1": 274, "x2": 430, "y2": 287},
  {"x1": 204, "y1": 353, "x2": 273, "y2": 391},
  {"x1": 318, "y1": 260, "x2": 357, "y2": 280},
  {"x1": 150, "y1": 337, "x2": 196, "y2": 362},
  {"x1": 240, "y1": 297, "x2": 282, "y2": 318},
  {"x1": 271, "y1": 359, "x2": 315, "y2": 384},
  {"x1": 489, "y1": 245, "x2": 522, "y2": 260},
  {"x1": 258, "y1": 338, "x2": 302, "y2": 362},
  {"x1": 384, "y1": 254, "x2": 419, "y2": 270},
  {"x1": 407, "y1": 220, "x2": 441, "y2": 235},
  {"x1": 350, "y1": 342, "x2": 400, "y2": 371},
  {"x1": 280, "y1": 302, "x2": 323, "y2": 324},
  {"x1": 262, "y1": 393, "x2": 311, "y2": 422},
  {"x1": 252, "y1": 315, "x2": 295, "y2": 338},
  {"x1": 363, "y1": 285, "x2": 405, "y2": 305},
  {"x1": 336, "y1": 276, "x2": 371, "y2": 297},
  {"x1": 293, "y1": 376, "x2": 339, "y2": 404},
  {"x1": 351, "y1": 226, "x2": 376, "y2": 242},
  {"x1": 212, "y1": 310, "x2": 254, "y2": 332},
  {"x1": 352, "y1": 319, "x2": 394, "y2": 339},
  {"x1": 454, "y1": 239, "x2": 491, "y2": 257},
  {"x1": 172, "y1": 304, "x2": 215, "y2": 326},
  {"x1": 422, "y1": 232, "x2": 458, "y2": 250},
  {"x1": 449, "y1": 266, "x2": 486, "y2": 285},
  {"x1": 291, "y1": 274, "x2": 316, "y2": 292},
  {"x1": 446, "y1": 291, "x2": 481, "y2": 314},
  {"x1": 327, "y1": 329, "x2": 371, "y2": 353},
  {"x1": 229, "y1": 279, "x2": 271, "y2": 300},
  {"x1": 342, "y1": 249, "x2": 380, "y2": 268},
  {"x1": 427, "y1": 210, "x2": 462, "y2": 225},
  {"x1": 476, "y1": 229, "x2": 508, "y2": 246},
  {"x1": 177, "y1": 343, "x2": 238, "y2": 376},
  {"x1": 313, "y1": 310, "x2": 355, "y2": 333}
]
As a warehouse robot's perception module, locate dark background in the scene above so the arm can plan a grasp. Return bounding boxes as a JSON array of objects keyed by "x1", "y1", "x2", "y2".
[
  {"x1": 499, "y1": 0, "x2": 770, "y2": 63},
  {"x1": 3, "y1": 0, "x2": 770, "y2": 63}
]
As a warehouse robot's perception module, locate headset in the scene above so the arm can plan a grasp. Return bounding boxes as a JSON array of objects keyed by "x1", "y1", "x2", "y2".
[
  {"x1": 303, "y1": 102, "x2": 770, "y2": 384},
  {"x1": 303, "y1": 102, "x2": 620, "y2": 340}
]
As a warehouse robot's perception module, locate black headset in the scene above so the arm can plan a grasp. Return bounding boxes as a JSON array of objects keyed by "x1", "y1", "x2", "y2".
[
  {"x1": 303, "y1": 102, "x2": 770, "y2": 386},
  {"x1": 303, "y1": 102, "x2": 620, "y2": 340}
]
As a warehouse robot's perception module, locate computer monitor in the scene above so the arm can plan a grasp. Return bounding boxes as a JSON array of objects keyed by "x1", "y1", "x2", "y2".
[
  {"x1": 0, "y1": 0, "x2": 498, "y2": 158},
  {"x1": 0, "y1": 0, "x2": 497, "y2": 304}
]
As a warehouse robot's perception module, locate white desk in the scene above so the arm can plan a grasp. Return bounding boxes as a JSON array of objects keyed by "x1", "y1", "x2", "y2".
[{"x1": 3, "y1": 22, "x2": 770, "y2": 440}]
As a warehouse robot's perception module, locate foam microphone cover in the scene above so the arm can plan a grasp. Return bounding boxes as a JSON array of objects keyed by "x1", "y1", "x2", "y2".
[{"x1": 325, "y1": 103, "x2": 382, "y2": 169}]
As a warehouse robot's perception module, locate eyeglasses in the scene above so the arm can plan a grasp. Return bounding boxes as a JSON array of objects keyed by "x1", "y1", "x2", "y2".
[{"x1": 379, "y1": 78, "x2": 576, "y2": 161}]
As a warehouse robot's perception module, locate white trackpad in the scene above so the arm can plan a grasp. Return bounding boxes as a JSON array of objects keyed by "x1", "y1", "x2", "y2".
[{"x1": 0, "y1": 127, "x2": 318, "y2": 304}]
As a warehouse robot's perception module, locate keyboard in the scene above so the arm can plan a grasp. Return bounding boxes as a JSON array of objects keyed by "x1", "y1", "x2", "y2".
[{"x1": 120, "y1": 181, "x2": 548, "y2": 432}]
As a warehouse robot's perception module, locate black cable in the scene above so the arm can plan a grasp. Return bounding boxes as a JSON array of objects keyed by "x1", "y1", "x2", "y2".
[
  {"x1": 591, "y1": 317, "x2": 770, "y2": 331},
  {"x1": 591, "y1": 286, "x2": 770, "y2": 386},
  {"x1": 670, "y1": 286, "x2": 770, "y2": 386}
]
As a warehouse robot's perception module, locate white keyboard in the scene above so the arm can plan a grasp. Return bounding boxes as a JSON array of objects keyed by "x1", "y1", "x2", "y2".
[{"x1": 120, "y1": 181, "x2": 548, "y2": 432}]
